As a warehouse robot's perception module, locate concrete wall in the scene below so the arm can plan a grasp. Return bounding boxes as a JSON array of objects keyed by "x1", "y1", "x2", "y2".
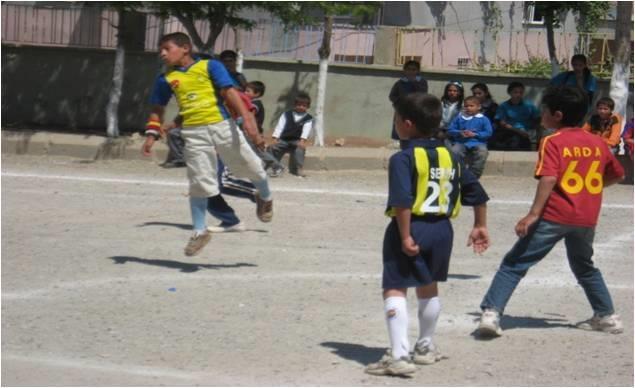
[
  {"x1": 1, "y1": 45, "x2": 158, "y2": 130},
  {"x1": 2, "y1": 44, "x2": 628, "y2": 143}
]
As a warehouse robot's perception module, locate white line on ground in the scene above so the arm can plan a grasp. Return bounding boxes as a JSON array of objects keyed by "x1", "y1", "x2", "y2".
[
  {"x1": 3, "y1": 171, "x2": 633, "y2": 209},
  {"x1": 2, "y1": 353, "x2": 206, "y2": 381},
  {"x1": 3, "y1": 270, "x2": 631, "y2": 301}
]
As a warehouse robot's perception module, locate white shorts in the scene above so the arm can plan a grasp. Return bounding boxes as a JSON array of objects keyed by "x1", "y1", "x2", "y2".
[{"x1": 181, "y1": 120, "x2": 267, "y2": 197}]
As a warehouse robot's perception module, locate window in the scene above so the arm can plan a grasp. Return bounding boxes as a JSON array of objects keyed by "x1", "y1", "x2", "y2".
[{"x1": 524, "y1": 4, "x2": 544, "y2": 25}]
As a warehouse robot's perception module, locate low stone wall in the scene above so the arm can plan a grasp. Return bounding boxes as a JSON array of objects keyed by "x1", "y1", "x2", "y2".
[{"x1": 2, "y1": 44, "x2": 629, "y2": 142}]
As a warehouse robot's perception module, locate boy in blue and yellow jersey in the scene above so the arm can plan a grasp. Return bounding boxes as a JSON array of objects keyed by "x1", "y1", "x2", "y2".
[
  {"x1": 142, "y1": 32, "x2": 273, "y2": 257},
  {"x1": 365, "y1": 93, "x2": 490, "y2": 377},
  {"x1": 477, "y1": 86, "x2": 625, "y2": 338}
]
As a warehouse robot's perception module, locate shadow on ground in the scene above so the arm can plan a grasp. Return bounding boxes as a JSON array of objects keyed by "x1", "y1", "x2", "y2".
[
  {"x1": 137, "y1": 222, "x2": 191, "y2": 230},
  {"x1": 320, "y1": 341, "x2": 385, "y2": 366},
  {"x1": 138, "y1": 221, "x2": 269, "y2": 233},
  {"x1": 107, "y1": 256, "x2": 257, "y2": 273},
  {"x1": 448, "y1": 274, "x2": 481, "y2": 280}
]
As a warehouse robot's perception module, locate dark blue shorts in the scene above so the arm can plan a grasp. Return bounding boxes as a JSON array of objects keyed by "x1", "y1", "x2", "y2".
[{"x1": 382, "y1": 217, "x2": 454, "y2": 289}]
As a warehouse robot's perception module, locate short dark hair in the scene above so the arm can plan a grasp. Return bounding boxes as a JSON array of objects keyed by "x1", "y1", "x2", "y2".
[
  {"x1": 464, "y1": 95, "x2": 480, "y2": 105},
  {"x1": 596, "y1": 97, "x2": 615, "y2": 111},
  {"x1": 159, "y1": 32, "x2": 191, "y2": 48},
  {"x1": 507, "y1": 81, "x2": 525, "y2": 94},
  {"x1": 295, "y1": 91, "x2": 311, "y2": 106},
  {"x1": 571, "y1": 54, "x2": 588, "y2": 65},
  {"x1": 219, "y1": 50, "x2": 238, "y2": 60},
  {"x1": 541, "y1": 86, "x2": 588, "y2": 126},
  {"x1": 246, "y1": 81, "x2": 266, "y2": 97},
  {"x1": 403, "y1": 60, "x2": 420, "y2": 71},
  {"x1": 471, "y1": 82, "x2": 491, "y2": 97},
  {"x1": 393, "y1": 93, "x2": 442, "y2": 136}
]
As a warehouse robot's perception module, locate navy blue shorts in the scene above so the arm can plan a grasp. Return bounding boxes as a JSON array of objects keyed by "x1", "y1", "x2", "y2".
[{"x1": 382, "y1": 217, "x2": 454, "y2": 289}]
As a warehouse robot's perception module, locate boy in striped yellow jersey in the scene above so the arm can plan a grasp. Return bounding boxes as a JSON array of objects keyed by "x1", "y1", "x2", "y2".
[
  {"x1": 365, "y1": 93, "x2": 490, "y2": 377},
  {"x1": 142, "y1": 32, "x2": 272, "y2": 257}
]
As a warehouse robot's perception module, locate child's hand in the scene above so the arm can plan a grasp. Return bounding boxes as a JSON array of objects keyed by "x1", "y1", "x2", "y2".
[
  {"x1": 401, "y1": 236, "x2": 420, "y2": 257},
  {"x1": 464, "y1": 130, "x2": 476, "y2": 138},
  {"x1": 298, "y1": 139, "x2": 307, "y2": 149},
  {"x1": 141, "y1": 136, "x2": 155, "y2": 156},
  {"x1": 467, "y1": 226, "x2": 490, "y2": 254},
  {"x1": 515, "y1": 213, "x2": 539, "y2": 237},
  {"x1": 253, "y1": 134, "x2": 266, "y2": 151}
]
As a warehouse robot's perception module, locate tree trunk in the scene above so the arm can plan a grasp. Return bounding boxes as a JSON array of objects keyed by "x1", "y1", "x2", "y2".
[
  {"x1": 545, "y1": 11, "x2": 560, "y2": 78},
  {"x1": 106, "y1": 15, "x2": 126, "y2": 138},
  {"x1": 609, "y1": 1, "x2": 632, "y2": 123},
  {"x1": 234, "y1": 28, "x2": 244, "y2": 73},
  {"x1": 314, "y1": 16, "x2": 333, "y2": 147}
]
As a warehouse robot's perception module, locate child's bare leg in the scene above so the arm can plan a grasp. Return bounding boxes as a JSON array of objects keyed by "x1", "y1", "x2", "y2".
[
  {"x1": 382, "y1": 288, "x2": 409, "y2": 359},
  {"x1": 415, "y1": 282, "x2": 441, "y2": 349}
]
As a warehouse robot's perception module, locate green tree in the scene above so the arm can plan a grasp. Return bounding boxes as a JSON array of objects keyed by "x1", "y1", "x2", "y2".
[
  {"x1": 531, "y1": 2, "x2": 610, "y2": 77},
  {"x1": 149, "y1": 2, "x2": 312, "y2": 54}
]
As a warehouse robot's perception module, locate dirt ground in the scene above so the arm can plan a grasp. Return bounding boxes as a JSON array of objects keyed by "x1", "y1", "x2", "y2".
[{"x1": 2, "y1": 154, "x2": 633, "y2": 386}]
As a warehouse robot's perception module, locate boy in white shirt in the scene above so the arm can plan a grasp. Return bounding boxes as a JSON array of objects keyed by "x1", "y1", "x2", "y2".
[{"x1": 268, "y1": 92, "x2": 313, "y2": 177}]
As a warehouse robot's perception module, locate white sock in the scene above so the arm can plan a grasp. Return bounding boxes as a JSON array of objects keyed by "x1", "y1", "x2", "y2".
[
  {"x1": 384, "y1": 296, "x2": 409, "y2": 359},
  {"x1": 416, "y1": 297, "x2": 441, "y2": 347}
]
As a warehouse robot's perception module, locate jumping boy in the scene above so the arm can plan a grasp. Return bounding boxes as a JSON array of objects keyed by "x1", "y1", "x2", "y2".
[
  {"x1": 142, "y1": 32, "x2": 273, "y2": 256},
  {"x1": 477, "y1": 86, "x2": 625, "y2": 338},
  {"x1": 365, "y1": 93, "x2": 490, "y2": 377},
  {"x1": 448, "y1": 96, "x2": 493, "y2": 178},
  {"x1": 269, "y1": 92, "x2": 314, "y2": 177}
]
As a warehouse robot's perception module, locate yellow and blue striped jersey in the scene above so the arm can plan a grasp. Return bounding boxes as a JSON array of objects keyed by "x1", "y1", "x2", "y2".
[
  {"x1": 150, "y1": 59, "x2": 233, "y2": 127},
  {"x1": 386, "y1": 139, "x2": 488, "y2": 218}
]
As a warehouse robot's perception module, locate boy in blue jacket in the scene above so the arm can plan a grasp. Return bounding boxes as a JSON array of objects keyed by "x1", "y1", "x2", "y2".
[{"x1": 448, "y1": 96, "x2": 493, "y2": 178}]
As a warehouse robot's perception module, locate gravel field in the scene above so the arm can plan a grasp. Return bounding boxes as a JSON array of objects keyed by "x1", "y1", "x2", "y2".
[{"x1": 2, "y1": 154, "x2": 633, "y2": 386}]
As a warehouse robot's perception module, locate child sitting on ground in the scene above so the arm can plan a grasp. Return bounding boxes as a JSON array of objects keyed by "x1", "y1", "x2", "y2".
[
  {"x1": 365, "y1": 92, "x2": 489, "y2": 377},
  {"x1": 447, "y1": 96, "x2": 493, "y2": 178},
  {"x1": 582, "y1": 97, "x2": 623, "y2": 154},
  {"x1": 269, "y1": 92, "x2": 314, "y2": 178}
]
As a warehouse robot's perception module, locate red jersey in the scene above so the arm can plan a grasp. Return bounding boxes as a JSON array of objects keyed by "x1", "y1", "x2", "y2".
[{"x1": 535, "y1": 127, "x2": 624, "y2": 227}]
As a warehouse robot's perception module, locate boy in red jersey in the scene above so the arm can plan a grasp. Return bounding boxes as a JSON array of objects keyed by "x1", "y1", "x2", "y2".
[{"x1": 477, "y1": 86, "x2": 625, "y2": 337}]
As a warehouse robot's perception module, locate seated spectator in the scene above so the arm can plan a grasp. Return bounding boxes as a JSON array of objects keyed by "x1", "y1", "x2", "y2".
[
  {"x1": 623, "y1": 118, "x2": 634, "y2": 160},
  {"x1": 269, "y1": 92, "x2": 313, "y2": 178},
  {"x1": 490, "y1": 82, "x2": 540, "y2": 151},
  {"x1": 448, "y1": 96, "x2": 493, "y2": 178},
  {"x1": 550, "y1": 54, "x2": 597, "y2": 106},
  {"x1": 438, "y1": 81, "x2": 464, "y2": 140},
  {"x1": 388, "y1": 60, "x2": 428, "y2": 140},
  {"x1": 582, "y1": 97, "x2": 623, "y2": 153},
  {"x1": 471, "y1": 83, "x2": 498, "y2": 124}
]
